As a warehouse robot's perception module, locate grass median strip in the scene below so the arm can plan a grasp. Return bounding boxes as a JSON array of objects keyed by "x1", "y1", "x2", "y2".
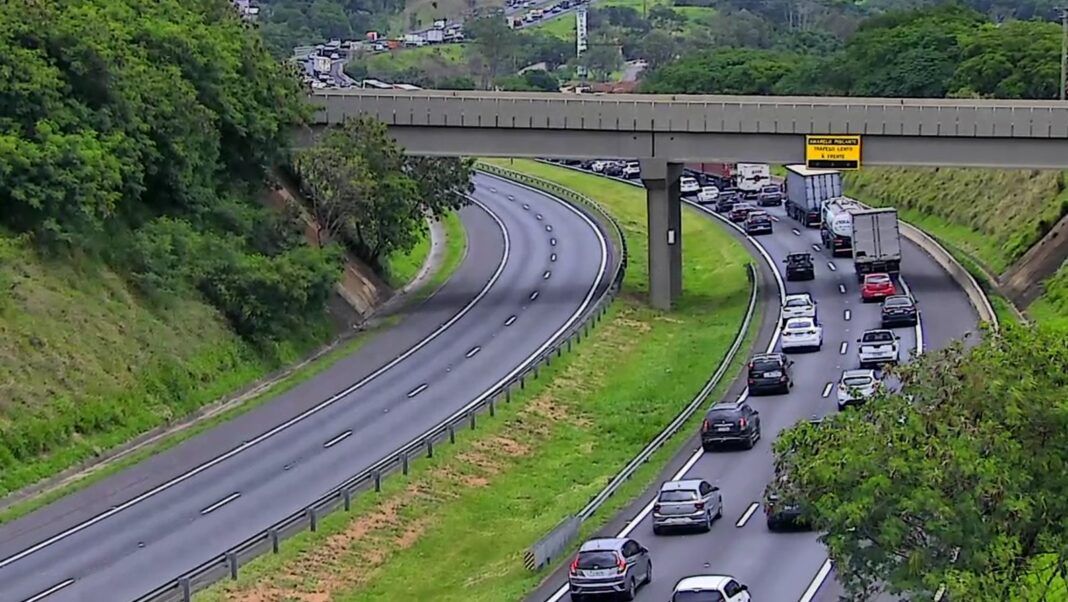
[
  {"x1": 0, "y1": 212, "x2": 468, "y2": 527},
  {"x1": 200, "y1": 159, "x2": 756, "y2": 602}
]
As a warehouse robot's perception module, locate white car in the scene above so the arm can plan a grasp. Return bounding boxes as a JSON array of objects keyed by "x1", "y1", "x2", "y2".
[
  {"x1": 780, "y1": 317, "x2": 823, "y2": 351},
  {"x1": 781, "y1": 293, "x2": 817, "y2": 325},
  {"x1": 622, "y1": 162, "x2": 641, "y2": 179},
  {"x1": 857, "y1": 329, "x2": 900, "y2": 368},
  {"x1": 680, "y1": 176, "x2": 700, "y2": 195},
  {"x1": 671, "y1": 575, "x2": 752, "y2": 602},
  {"x1": 837, "y1": 369, "x2": 880, "y2": 410},
  {"x1": 696, "y1": 186, "x2": 720, "y2": 204}
]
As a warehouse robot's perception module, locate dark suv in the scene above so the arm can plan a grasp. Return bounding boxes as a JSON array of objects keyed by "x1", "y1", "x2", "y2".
[
  {"x1": 701, "y1": 402, "x2": 761, "y2": 451},
  {"x1": 764, "y1": 492, "x2": 812, "y2": 532},
  {"x1": 714, "y1": 193, "x2": 738, "y2": 213},
  {"x1": 784, "y1": 252, "x2": 815, "y2": 281},
  {"x1": 747, "y1": 353, "x2": 792, "y2": 395}
]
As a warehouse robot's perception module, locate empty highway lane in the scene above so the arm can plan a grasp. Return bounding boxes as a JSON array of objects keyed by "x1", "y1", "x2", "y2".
[{"x1": 0, "y1": 173, "x2": 617, "y2": 602}]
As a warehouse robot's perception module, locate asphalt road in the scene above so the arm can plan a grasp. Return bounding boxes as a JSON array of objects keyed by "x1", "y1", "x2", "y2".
[
  {"x1": 0, "y1": 173, "x2": 617, "y2": 602},
  {"x1": 530, "y1": 176, "x2": 979, "y2": 602}
]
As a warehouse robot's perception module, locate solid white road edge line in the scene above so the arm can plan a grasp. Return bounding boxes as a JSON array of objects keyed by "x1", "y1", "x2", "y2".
[
  {"x1": 200, "y1": 493, "x2": 241, "y2": 516},
  {"x1": 0, "y1": 197, "x2": 514, "y2": 571},
  {"x1": 544, "y1": 198, "x2": 787, "y2": 602},
  {"x1": 736, "y1": 503, "x2": 760, "y2": 528},
  {"x1": 22, "y1": 579, "x2": 75, "y2": 602}
]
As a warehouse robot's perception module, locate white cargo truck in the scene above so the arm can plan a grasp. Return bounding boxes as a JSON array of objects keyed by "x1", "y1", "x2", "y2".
[
  {"x1": 851, "y1": 208, "x2": 902, "y2": 280},
  {"x1": 735, "y1": 163, "x2": 772, "y2": 198},
  {"x1": 820, "y1": 197, "x2": 864, "y2": 257},
  {"x1": 784, "y1": 164, "x2": 842, "y2": 227}
]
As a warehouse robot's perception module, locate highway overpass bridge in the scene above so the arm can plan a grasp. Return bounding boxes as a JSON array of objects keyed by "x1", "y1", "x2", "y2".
[{"x1": 300, "y1": 89, "x2": 1068, "y2": 309}]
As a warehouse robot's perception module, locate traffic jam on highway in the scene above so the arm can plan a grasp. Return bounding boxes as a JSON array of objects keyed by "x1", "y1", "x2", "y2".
[{"x1": 542, "y1": 158, "x2": 946, "y2": 602}]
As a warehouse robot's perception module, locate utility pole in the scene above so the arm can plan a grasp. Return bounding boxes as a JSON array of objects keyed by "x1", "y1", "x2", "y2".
[{"x1": 1059, "y1": 6, "x2": 1067, "y2": 100}]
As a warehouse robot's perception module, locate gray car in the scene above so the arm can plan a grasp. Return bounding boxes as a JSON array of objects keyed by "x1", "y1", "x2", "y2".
[
  {"x1": 652, "y1": 479, "x2": 723, "y2": 534},
  {"x1": 568, "y1": 537, "x2": 652, "y2": 601}
]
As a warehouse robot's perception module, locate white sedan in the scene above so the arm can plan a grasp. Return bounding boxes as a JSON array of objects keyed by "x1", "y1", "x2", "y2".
[
  {"x1": 680, "y1": 176, "x2": 700, "y2": 195},
  {"x1": 672, "y1": 575, "x2": 752, "y2": 602},
  {"x1": 780, "y1": 317, "x2": 823, "y2": 351},
  {"x1": 696, "y1": 186, "x2": 720, "y2": 204},
  {"x1": 781, "y1": 293, "x2": 817, "y2": 325},
  {"x1": 837, "y1": 369, "x2": 880, "y2": 410}
]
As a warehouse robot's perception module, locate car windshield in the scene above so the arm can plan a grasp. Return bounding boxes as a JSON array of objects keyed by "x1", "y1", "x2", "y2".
[
  {"x1": 866, "y1": 275, "x2": 891, "y2": 284},
  {"x1": 843, "y1": 376, "x2": 873, "y2": 387},
  {"x1": 785, "y1": 297, "x2": 810, "y2": 307},
  {"x1": 862, "y1": 331, "x2": 894, "y2": 343},
  {"x1": 788, "y1": 319, "x2": 813, "y2": 329},
  {"x1": 750, "y1": 358, "x2": 780, "y2": 372},
  {"x1": 576, "y1": 551, "x2": 619, "y2": 569},
  {"x1": 673, "y1": 591, "x2": 726, "y2": 602},
  {"x1": 659, "y1": 490, "x2": 698, "y2": 502}
]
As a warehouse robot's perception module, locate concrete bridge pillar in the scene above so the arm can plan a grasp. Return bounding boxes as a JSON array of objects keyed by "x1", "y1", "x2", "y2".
[{"x1": 640, "y1": 159, "x2": 683, "y2": 310}]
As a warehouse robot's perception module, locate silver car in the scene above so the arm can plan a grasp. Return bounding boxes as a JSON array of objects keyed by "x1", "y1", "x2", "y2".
[
  {"x1": 652, "y1": 479, "x2": 723, "y2": 534},
  {"x1": 568, "y1": 537, "x2": 652, "y2": 601}
]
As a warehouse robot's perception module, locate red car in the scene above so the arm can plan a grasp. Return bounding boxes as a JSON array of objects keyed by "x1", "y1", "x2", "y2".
[{"x1": 860, "y1": 273, "x2": 897, "y2": 302}]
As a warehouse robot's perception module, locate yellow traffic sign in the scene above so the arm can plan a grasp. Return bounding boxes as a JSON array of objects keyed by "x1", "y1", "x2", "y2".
[{"x1": 805, "y1": 135, "x2": 861, "y2": 170}]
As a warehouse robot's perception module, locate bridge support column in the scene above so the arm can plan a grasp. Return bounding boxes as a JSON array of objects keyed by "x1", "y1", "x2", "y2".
[{"x1": 640, "y1": 160, "x2": 683, "y2": 310}]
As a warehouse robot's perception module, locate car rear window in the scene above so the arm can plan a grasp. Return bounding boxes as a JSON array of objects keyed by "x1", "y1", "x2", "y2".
[
  {"x1": 785, "y1": 297, "x2": 810, "y2": 307},
  {"x1": 788, "y1": 319, "x2": 814, "y2": 329},
  {"x1": 750, "y1": 358, "x2": 780, "y2": 372},
  {"x1": 843, "y1": 376, "x2": 873, "y2": 387},
  {"x1": 866, "y1": 275, "x2": 890, "y2": 284},
  {"x1": 707, "y1": 408, "x2": 742, "y2": 421},
  {"x1": 862, "y1": 331, "x2": 894, "y2": 343},
  {"x1": 576, "y1": 551, "x2": 618, "y2": 569},
  {"x1": 673, "y1": 591, "x2": 726, "y2": 602},
  {"x1": 659, "y1": 490, "x2": 698, "y2": 502},
  {"x1": 884, "y1": 297, "x2": 911, "y2": 307}
]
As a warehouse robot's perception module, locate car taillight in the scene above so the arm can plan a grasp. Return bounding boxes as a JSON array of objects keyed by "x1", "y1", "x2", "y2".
[
  {"x1": 701, "y1": 419, "x2": 710, "y2": 432},
  {"x1": 570, "y1": 557, "x2": 580, "y2": 574},
  {"x1": 616, "y1": 554, "x2": 627, "y2": 572},
  {"x1": 694, "y1": 501, "x2": 705, "y2": 510},
  {"x1": 739, "y1": 417, "x2": 748, "y2": 429}
]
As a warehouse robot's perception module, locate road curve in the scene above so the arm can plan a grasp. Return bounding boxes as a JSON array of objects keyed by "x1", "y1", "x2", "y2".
[
  {"x1": 0, "y1": 174, "x2": 617, "y2": 602},
  {"x1": 528, "y1": 170, "x2": 979, "y2": 602}
]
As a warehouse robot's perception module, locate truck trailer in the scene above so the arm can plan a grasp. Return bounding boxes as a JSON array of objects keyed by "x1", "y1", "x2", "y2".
[
  {"x1": 684, "y1": 162, "x2": 734, "y2": 188},
  {"x1": 851, "y1": 208, "x2": 902, "y2": 280},
  {"x1": 784, "y1": 164, "x2": 842, "y2": 227},
  {"x1": 820, "y1": 197, "x2": 864, "y2": 257}
]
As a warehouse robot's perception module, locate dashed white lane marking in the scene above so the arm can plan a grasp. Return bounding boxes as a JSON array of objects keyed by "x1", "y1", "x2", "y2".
[
  {"x1": 821, "y1": 382, "x2": 834, "y2": 398},
  {"x1": 736, "y1": 502, "x2": 759, "y2": 527},
  {"x1": 546, "y1": 225, "x2": 553, "y2": 232},
  {"x1": 844, "y1": 309, "x2": 852, "y2": 321},
  {"x1": 799, "y1": 559, "x2": 834, "y2": 602},
  {"x1": 543, "y1": 271, "x2": 552, "y2": 280},
  {"x1": 550, "y1": 238, "x2": 557, "y2": 246},
  {"x1": 839, "y1": 342, "x2": 848, "y2": 355},
  {"x1": 792, "y1": 228, "x2": 801, "y2": 236},
  {"x1": 550, "y1": 253, "x2": 557, "y2": 262},
  {"x1": 323, "y1": 430, "x2": 352, "y2": 448},
  {"x1": 839, "y1": 284, "x2": 846, "y2": 294},
  {"x1": 812, "y1": 244, "x2": 822, "y2": 252},
  {"x1": 504, "y1": 315, "x2": 517, "y2": 326},
  {"x1": 530, "y1": 291, "x2": 540, "y2": 301},
  {"x1": 466, "y1": 346, "x2": 481, "y2": 358},
  {"x1": 522, "y1": 203, "x2": 530, "y2": 210},
  {"x1": 536, "y1": 214, "x2": 543, "y2": 220},
  {"x1": 406, "y1": 383, "x2": 428, "y2": 398},
  {"x1": 23, "y1": 579, "x2": 76, "y2": 602},
  {"x1": 828, "y1": 262, "x2": 837, "y2": 271},
  {"x1": 200, "y1": 492, "x2": 241, "y2": 515}
]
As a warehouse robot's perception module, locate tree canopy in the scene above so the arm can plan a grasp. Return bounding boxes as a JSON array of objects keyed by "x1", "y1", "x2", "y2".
[{"x1": 770, "y1": 324, "x2": 1068, "y2": 600}]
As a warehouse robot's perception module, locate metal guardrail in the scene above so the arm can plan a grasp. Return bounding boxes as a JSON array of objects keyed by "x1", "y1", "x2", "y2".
[{"x1": 135, "y1": 173, "x2": 627, "y2": 602}]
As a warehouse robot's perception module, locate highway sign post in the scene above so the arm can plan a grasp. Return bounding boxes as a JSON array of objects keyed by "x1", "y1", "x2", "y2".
[{"x1": 805, "y1": 135, "x2": 862, "y2": 170}]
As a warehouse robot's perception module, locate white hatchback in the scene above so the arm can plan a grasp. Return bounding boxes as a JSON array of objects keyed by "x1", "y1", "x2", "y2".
[
  {"x1": 697, "y1": 186, "x2": 720, "y2": 204},
  {"x1": 671, "y1": 575, "x2": 752, "y2": 602},
  {"x1": 680, "y1": 176, "x2": 700, "y2": 195},
  {"x1": 781, "y1": 293, "x2": 817, "y2": 325},
  {"x1": 781, "y1": 317, "x2": 823, "y2": 352},
  {"x1": 837, "y1": 369, "x2": 880, "y2": 409}
]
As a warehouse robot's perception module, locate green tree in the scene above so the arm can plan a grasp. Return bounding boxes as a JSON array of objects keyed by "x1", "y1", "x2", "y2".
[
  {"x1": 466, "y1": 15, "x2": 520, "y2": 88},
  {"x1": 950, "y1": 20, "x2": 1063, "y2": 99},
  {"x1": 579, "y1": 36, "x2": 623, "y2": 81},
  {"x1": 642, "y1": 48, "x2": 801, "y2": 94},
  {"x1": 771, "y1": 325, "x2": 1068, "y2": 600},
  {"x1": 639, "y1": 29, "x2": 678, "y2": 70}
]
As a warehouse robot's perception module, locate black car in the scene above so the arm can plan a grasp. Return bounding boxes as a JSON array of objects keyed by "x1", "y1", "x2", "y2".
[
  {"x1": 764, "y1": 493, "x2": 813, "y2": 532},
  {"x1": 744, "y1": 211, "x2": 773, "y2": 235},
  {"x1": 747, "y1": 352, "x2": 792, "y2": 395},
  {"x1": 603, "y1": 162, "x2": 624, "y2": 177},
  {"x1": 714, "y1": 193, "x2": 738, "y2": 213},
  {"x1": 784, "y1": 252, "x2": 815, "y2": 281},
  {"x1": 701, "y1": 402, "x2": 761, "y2": 451},
  {"x1": 881, "y1": 294, "x2": 918, "y2": 327}
]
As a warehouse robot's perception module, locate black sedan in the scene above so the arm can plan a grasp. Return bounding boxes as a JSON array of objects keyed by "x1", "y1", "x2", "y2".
[
  {"x1": 880, "y1": 295, "x2": 918, "y2": 327},
  {"x1": 744, "y1": 211, "x2": 773, "y2": 235}
]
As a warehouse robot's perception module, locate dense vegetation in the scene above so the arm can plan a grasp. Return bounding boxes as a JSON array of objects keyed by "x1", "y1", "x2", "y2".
[
  {"x1": 257, "y1": 0, "x2": 405, "y2": 56},
  {"x1": 771, "y1": 325, "x2": 1068, "y2": 600},
  {"x1": 643, "y1": 4, "x2": 1064, "y2": 99}
]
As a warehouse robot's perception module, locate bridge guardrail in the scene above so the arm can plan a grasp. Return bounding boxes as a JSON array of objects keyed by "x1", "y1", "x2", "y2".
[{"x1": 135, "y1": 171, "x2": 627, "y2": 602}]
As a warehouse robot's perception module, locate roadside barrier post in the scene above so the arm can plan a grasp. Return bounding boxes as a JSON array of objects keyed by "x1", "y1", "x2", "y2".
[
  {"x1": 269, "y1": 529, "x2": 280, "y2": 553},
  {"x1": 470, "y1": 412, "x2": 477, "y2": 430},
  {"x1": 374, "y1": 470, "x2": 382, "y2": 492},
  {"x1": 426, "y1": 438, "x2": 434, "y2": 458},
  {"x1": 227, "y1": 552, "x2": 238, "y2": 579},
  {"x1": 401, "y1": 452, "x2": 409, "y2": 476},
  {"x1": 308, "y1": 508, "x2": 318, "y2": 532},
  {"x1": 449, "y1": 424, "x2": 456, "y2": 443},
  {"x1": 489, "y1": 397, "x2": 496, "y2": 417},
  {"x1": 343, "y1": 489, "x2": 351, "y2": 511},
  {"x1": 180, "y1": 578, "x2": 191, "y2": 602}
]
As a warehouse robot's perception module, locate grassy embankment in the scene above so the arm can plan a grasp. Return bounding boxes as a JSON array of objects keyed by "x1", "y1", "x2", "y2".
[
  {"x1": 0, "y1": 213, "x2": 467, "y2": 525},
  {"x1": 537, "y1": 0, "x2": 714, "y2": 40},
  {"x1": 384, "y1": 212, "x2": 466, "y2": 289},
  {"x1": 843, "y1": 167, "x2": 1068, "y2": 325},
  {"x1": 200, "y1": 159, "x2": 757, "y2": 602}
]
